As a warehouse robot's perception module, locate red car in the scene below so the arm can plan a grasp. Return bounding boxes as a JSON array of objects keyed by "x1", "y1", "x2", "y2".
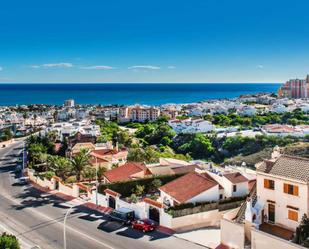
[{"x1": 131, "y1": 219, "x2": 156, "y2": 232}]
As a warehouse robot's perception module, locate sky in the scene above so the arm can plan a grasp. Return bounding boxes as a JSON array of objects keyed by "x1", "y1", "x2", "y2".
[{"x1": 1, "y1": 0, "x2": 309, "y2": 83}]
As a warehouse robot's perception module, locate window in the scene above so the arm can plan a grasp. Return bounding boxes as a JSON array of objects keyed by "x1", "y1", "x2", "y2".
[
  {"x1": 233, "y1": 185, "x2": 237, "y2": 192},
  {"x1": 288, "y1": 210, "x2": 298, "y2": 221},
  {"x1": 219, "y1": 194, "x2": 223, "y2": 200},
  {"x1": 283, "y1": 183, "x2": 299, "y2": 196},
  {"x1": 264, "y1": 179, "x2": 275, "y2": 190}
]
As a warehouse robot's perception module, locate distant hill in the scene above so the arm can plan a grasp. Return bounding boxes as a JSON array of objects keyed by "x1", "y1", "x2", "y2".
[{"x1": 225, "y1": 142, "x2": 309, "y2": 168}]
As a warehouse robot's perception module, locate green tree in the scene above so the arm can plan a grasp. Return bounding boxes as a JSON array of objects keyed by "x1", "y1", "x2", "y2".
[
  {"x1": 294, "y1": 214, "x2": 309, "y2": 247},
  {"x1": 27, "y1": 143, "x2": 47, "y2": 165},
  {"x1": 82, "y1": 166, "x2": 96, "y2": 183},
  {"x1": 47, "y1": 155, "x2": 72, "y2": 180},
  {"x1": 0, "y1": 233, "x2": 20, "y2": 249},
  {"x1": 70, "y1": 149, "x2": 90, "y2": 182}
]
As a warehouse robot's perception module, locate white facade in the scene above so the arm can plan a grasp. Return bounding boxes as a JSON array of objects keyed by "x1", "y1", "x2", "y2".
[
  {"x1": 256, "y1": 173, "x2": 308, "y2": 231},
  {"x1": 159, "y1": 184, "x2": 219, "y2": 206},
  {"x1": 168, "y1": 118, "x2": 214, "y2": 134}
]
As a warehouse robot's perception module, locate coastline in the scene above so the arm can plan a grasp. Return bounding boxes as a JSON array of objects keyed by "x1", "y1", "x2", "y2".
[{"x1": 0, "y1": 83, "x2": 280, "y2": 106}]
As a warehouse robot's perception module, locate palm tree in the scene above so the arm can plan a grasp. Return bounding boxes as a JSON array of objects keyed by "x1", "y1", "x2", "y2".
[
  {"x1": 47, "y1": 155, "x2": 72, "y2": 180},
  {"x1": 82, "y1": 166, "x2": 96, "y2": 183},
  {"x1": 97, "y1": 166, "x2": 107, "y2": 182},
  {"x1": 70, "y1": 149, "x2": 90, "y2": 182}
]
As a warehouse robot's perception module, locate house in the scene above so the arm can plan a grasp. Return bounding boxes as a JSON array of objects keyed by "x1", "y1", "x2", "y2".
[
  {"x1": 103, "y1": 162, "x2": 151, "y2": 183},
  {"x1": 146, "y1": 157, "x2": 201, "y2": 176},
  {"x1": 252, "y1": 154, "x2": 309, "y2": 231},
  {"x1": 159, "y1": 172, "x2": 221, "y2": 206},
  {"x1": 237, "y1": 105, "x2": 257, "y2": 116},
  {"x1": 69, "y1": 142, "x2": 96, "y2": 156},
  {"x1": 207, "y1": 171, "x2": 250, "y2": 198},
  {"x1": 270, "y1": 104, "x2": 287, "y2": 114},
  {"x1": 90, "y1": 148, "x2": 128, "y2": 170}
]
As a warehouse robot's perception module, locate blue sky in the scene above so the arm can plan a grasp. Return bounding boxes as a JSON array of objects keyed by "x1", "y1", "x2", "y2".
[{"x1": 1, "y1": 0, "x2": 309, "y2": 83}]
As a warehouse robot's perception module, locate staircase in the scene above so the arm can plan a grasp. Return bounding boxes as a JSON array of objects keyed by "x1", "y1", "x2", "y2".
[{"x1": 235, "y1": 182, "x2": 257, "y2": 224}]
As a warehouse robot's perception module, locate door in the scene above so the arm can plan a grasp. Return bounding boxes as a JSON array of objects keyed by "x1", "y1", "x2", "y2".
[
  {"x1": 268, "y1": 204, "x2": 275, "y2": 223},
  {"x1": 149, "y1": 206, "x2": 160, "y2": 223},
  {"x1": 108, "y1": 196, "x2": 116, "y2": 209}
]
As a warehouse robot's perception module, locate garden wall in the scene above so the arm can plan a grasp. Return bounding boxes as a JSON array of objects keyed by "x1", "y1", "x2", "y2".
[
  {"x1": 220, "y1": 219, "x2": 244, "y2": 249},
  {"x1": 251, "y1": 228, "x2": 305, "y2": 249}
]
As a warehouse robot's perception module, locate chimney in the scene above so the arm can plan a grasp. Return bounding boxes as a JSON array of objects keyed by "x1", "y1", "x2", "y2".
[{"x1": 271, "y1": 145, "x2": 281, "y2": 159}]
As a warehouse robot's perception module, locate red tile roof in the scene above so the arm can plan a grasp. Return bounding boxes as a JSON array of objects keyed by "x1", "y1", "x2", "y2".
[
  {"x1": 159, "y1": 172, "x2": 219, "y2": 203},
  {"x1": 103, "y1": 162, "x2": 148, "y2": 183},
  {"x1": 144, "y1": 198, "x2": 164, "y2": 208},
  {"x1": 223, "y1": 172, "x2": 248, "y2": 184},
  {"x1": 104, "y1": 188, "x2": 121, "y2": 197}
]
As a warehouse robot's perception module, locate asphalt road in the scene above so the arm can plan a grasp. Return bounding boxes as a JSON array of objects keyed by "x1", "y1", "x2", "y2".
[{"x1": 0, "y1": 140, "x2": 206, "y2": 249}]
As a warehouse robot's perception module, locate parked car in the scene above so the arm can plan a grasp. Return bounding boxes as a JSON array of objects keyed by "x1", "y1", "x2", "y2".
[
  {"x1": 108, "y1": 207, "x2": 135, "y2": 225},
  {"x1": 17, "y1": 176, "x2": 29, "y2": 185},
  {"x1": 131, "y1": 219, "x2": 156, "y2": 233}
]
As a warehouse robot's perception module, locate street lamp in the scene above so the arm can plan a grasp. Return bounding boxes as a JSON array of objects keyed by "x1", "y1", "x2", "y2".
[
  {"x1": 63, "y1": 195, "x2": 91, "y2": 249},
  {"x1": 95, "y1": 156, "x2": 98, "y2": 206},
  {"x1": 63, "y1": 204, "x2": 77, "y2": 249}
]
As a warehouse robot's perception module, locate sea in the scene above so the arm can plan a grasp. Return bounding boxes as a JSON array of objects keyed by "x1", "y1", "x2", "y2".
[{"x1": 0, "y1": 83, "x2": 281, "y2": 106}]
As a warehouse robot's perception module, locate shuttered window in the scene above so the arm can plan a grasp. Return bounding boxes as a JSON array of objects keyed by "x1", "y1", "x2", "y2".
[
  {"x1": 288, "y1": 210, "x2": 298, "y2": 221},
  {"x1": 264, "y1": 179, "x2": 275, "y2": 190},
  {"x1": 283, "y1": 183, "x2": 299, "y2": 196}
]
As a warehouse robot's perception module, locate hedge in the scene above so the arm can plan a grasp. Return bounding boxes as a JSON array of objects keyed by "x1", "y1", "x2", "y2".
[
  {"x1": 166, "y1": 195, "x2": 247, "y2": 217},
  {"x1": 99, "y1": 174, "x2": 183, "y2": 197}
]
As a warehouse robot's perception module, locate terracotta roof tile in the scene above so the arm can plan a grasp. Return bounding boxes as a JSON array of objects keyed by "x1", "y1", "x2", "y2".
[
  {"x1": 223, "y1": 172, "x2": 248, "y2": 184},
  {"x1": 257, "y1": 155, "x2": 309, "y2": 182},
  {"x1": 159, "y1": 172, "x2": 218, "y2": 203},
  {"x1": 103, "y1": 162, "x2": 147, "y2": 183}
]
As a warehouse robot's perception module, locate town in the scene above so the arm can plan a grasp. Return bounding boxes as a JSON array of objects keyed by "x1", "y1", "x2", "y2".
[{"x1": 1, "y1": 76, "x2": 309, "y2": 249}]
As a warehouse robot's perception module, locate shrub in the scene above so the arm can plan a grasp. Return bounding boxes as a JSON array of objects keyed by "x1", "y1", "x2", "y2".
[
  {"x1": 0, "y1": 233, "x2": 20, "y2": 249},
  {"x1": 134, "y1": 185, "x2": 145, "y2": 196}
]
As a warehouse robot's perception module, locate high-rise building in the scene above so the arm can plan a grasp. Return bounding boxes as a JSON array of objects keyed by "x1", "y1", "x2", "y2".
[
  {"x1": 278, "y1": 75, "x2": 309, "y2": 99},
  {"x1": 64, "y1": 99, "x2": 75, "y2": 107}
]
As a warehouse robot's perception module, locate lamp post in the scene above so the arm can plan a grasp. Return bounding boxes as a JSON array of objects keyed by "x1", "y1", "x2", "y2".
[
  {"x1": 95, "y1": 156, "x2": 98, "y2": 206},
  {"x1": 63, "y1": 204, "x2": 76, "y2": 249}
]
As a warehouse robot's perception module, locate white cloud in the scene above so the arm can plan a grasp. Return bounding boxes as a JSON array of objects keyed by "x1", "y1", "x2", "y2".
[
  {"x1": 0, "y1": 66, "x2": 3, "y2": 71},
  {"x1": 80, "y1": 65, "x2": 115, "y2": 70},
  {"x1": 167, "y1": 66, "x2": 176, "y2": 69},
  {"x1": 128, "y1": 65, "x2": 160, "y2": 70},
  {"x1": 257, "y1": 64, "x2": 264, "y2": 69},
  {"x1": 30, "y1": 62, "x2": 73, "y2": 69}
]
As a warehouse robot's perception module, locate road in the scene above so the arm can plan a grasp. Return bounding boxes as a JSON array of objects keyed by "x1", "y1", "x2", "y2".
[{"x1": 0, "y1": 140, "x2": 206, "y2": 249}]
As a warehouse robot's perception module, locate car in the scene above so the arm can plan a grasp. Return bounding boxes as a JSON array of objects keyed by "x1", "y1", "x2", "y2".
[
  {"x1": 131, "y1": 219, "x2": 156, "y2": 233},
  {"x1": 17, "y1": 176, "x2": 29, "y2": 185},
  {"x1": 108, "y1": 207, "x2": 135, "y2": 225}
]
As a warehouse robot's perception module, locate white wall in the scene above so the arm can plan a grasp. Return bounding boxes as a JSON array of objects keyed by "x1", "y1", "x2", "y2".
[
  {"x1": 116, "y1": 199, "x2": 147, "y2": 219},
  {"x1": 188, "y1": 185, "x2": 219, "y2": 203},
  {"x1": 251, "y1": 228, "x2": 304, "y2": 249},
  {"x1": 257, "y1": 173, "x2": 308, "y2": 231},
  {"x1": 91, "y1": 191, "x2": 108, "y2": 207},
  {"x1": 220, "y1": 219, "x2": 244, "y2": 249},
  {"x1": 232, "y1": 182, "x2": 249, "y2": 197}
]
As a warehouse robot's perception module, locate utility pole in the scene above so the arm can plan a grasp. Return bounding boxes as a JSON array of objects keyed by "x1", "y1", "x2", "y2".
[{"x1": 96, "y1": 156, "x2": 98, "y2": 206}]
